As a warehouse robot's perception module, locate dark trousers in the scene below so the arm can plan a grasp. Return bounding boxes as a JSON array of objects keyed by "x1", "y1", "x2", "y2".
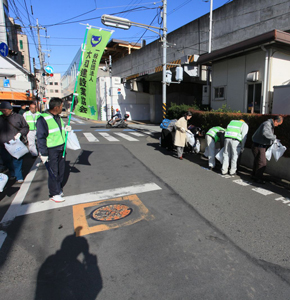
[
  {"x1": 48, "y1": 148, "x2": 65, "y2": 196},
  {"x1": 251, "y1": 144, "x2": 267, "y2": 179}
]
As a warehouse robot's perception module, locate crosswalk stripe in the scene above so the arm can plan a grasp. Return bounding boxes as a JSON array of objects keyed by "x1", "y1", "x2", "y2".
[
  {"x1": 114, "y1": 132, "x2": 139, "y2": 141},
  {"x1": 98, "y1": 132, "x2": 119, "y2": 141},
  {"x1": 128, "y1": 132, "x2": 145, "y2": 137},
  {"x1": 71, "y1": 117, "x2": 84, "y2": 124},
  {"x1": 83, "y1": 132, "x2": 99, "y2": 142}
]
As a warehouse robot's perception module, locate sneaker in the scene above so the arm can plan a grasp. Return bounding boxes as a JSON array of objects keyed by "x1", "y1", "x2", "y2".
[
  {"x1": 230, "y1": 173, "x2": 236, "y2": 177},
  {"x1": 179, "y1": 156, "x2": 183, "y2": 160},
  {"x1": 16, "y1": 179, "x2": 24, "y2": 183},
  {"x1": 50, "y1": 195, "x2": 65, "y2": 203}
]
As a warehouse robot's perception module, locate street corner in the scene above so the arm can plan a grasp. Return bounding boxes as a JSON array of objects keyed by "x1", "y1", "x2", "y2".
[{"x1": 72, "y1": 194, "x2": 154, "y2": 237}]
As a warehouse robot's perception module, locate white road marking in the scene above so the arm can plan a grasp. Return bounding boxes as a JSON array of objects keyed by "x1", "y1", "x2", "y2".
[
  {"x1": 71, "y1": 117, "x2": 84, "y2": 124},
  {"x1": 114, "y1": 132, "x2": 139, "y2": 141},
  {"x1": 16, "y1": 183, "x2": 162, "y2": 217},
  {"x1": 275, "y1": 197, "x2": 290, "y2": 205},
  {"x1": 0, "y1": 158, "x2": 40, "y2": 226},
  {"x1": 233, "y1": 179, "x2": 252, "y2": 186},
  {"x1": 99, "y1": 132, "x2": 119, "y2": 141},
  {"x1": 129, "y1": 132, "x2": 145, "y2": 137},
  {"x1": 83, "y1": 132, "x2": 99, "y2": 142},
  {"x1": 252, "y1": 187, "x2": 273, "y2": 196}
]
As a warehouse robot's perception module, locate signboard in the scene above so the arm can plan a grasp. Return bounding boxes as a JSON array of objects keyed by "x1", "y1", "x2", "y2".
[
  {"x1": 43, "y1": 97, "x2": 47, "y2": 102},
  {"x1": 74, "y1": 28, "x2": 112, "y2": 120},
  {"x1": 0, "y1": 42, "x2": 8, "y2": 57},
  {"x1": 3, "y1": 79, "x2": 10, "y2": 87},
  {"x1": 44, "y1": 65, "x2": 54, "y2": 74}
]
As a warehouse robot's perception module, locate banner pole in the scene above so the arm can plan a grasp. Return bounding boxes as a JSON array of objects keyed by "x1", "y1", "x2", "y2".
[{"x1": 62, "y1": 27, "x2": 89, "y2": 158}]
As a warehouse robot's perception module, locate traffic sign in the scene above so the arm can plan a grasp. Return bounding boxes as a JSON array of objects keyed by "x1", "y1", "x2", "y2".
[
  {"x1": 44, "y1": 65, "x2": 54, "y2": 74},
  {"x1": 0, "y1": 42, "x2": 8, "y2": 57},
  {"x1": 3, "y1": 79, "x2": 10, "y2": 87},
  {"x1": 43, "y1": 97, "x2": 47, "y2": 102}
]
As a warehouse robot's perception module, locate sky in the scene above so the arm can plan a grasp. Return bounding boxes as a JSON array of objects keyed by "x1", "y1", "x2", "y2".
[{"x1": 7, "y1": 0, "x2": 232, "y2": 75}]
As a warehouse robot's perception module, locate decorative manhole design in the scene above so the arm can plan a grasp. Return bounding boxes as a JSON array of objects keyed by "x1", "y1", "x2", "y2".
[{"x1": 91, "y1": 204, "x2": 132, "y2": 222}]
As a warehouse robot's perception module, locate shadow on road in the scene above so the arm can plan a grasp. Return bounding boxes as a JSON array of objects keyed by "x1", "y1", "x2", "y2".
[{"x1": 34, "y1": 227, "x2": 102, "y2": 300}]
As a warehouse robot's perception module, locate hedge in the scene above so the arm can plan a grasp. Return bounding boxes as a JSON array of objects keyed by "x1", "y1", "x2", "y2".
[{"x1": 187, "y1": 109, "x2": 290, "y2": 157}]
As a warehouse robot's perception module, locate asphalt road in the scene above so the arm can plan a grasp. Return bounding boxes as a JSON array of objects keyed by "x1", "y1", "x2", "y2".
[{"x1": 0, "y1": 116, "x2": 290, "y2": 299}]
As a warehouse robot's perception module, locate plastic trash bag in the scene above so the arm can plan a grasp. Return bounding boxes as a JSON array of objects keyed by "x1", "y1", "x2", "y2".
[
  {"x1": 265, "y1": 146, "x2": 272, "y2": 161},
  {"x1": 272, "y1": 140, "x2": 286, "y2": 162},
  {"x1": 266, "y1": 140, "x2": 286, "y2": 162},
  {"x1": 215, "y1": 147, "x2": 224, "y2": 164},
  {"x1": 186, "y1": 131, "x2": 195, "y2": 147},
  {"x1": 0, "y1": 173, "x2": 8, "y2": 192},
  {"x1": 4, "y1": 139, "x2": 29, "y2": 159},
  {"x1": 66, "y1": 130, "x2": 81, "y2": 150},
  {"x1": 194, "y1": 139, "x2": 200, "y2": 153}
]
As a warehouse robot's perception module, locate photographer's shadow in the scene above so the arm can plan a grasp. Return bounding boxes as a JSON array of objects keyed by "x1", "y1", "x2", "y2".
[{"x1": 34, "y1": 228, "x2": 102, "y2": 300}]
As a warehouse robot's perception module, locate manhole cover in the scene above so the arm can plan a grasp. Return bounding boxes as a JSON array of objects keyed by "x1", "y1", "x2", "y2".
[{"x1": 91, "y1": 204, "x2": 132, "y2": 222}]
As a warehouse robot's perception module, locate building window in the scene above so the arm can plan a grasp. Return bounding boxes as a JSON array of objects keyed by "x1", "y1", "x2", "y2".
[
  {"x1": 54, "y1": 82, "x2": 58, "y2": 85},
  {"x1": 49, "y1": 82, "x2": 53, "y2": 85},
  {"x1": 214, "y1": 86, "x2": 225, "y2": 100},
  {"x1": 20, "y1": 40, "x2": 23, "y2": 49},
  {"x1": 247, "y1": 83, "x2": 262, "y2": 114},
  {"x1": 50, "y1": 89, "x2": 53, "y2": 93},
  {"x1": 55, "y1": 90, "x2": 59, "y2": 93}
]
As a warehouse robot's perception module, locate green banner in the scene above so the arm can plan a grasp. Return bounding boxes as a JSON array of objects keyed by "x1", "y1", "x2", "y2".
[{"x1": 74, "y1": 28, "x2": 112, "y2": 120}]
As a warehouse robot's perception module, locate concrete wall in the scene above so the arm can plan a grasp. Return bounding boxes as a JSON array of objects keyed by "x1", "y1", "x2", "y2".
[{"x1": 112, "y1": 0, "x2": 290, "y2": 79}]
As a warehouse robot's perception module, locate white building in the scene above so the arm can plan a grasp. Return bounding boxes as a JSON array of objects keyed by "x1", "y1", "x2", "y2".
[{"x1": 198, "y1": 30, "x2": 290, "y2": 114}]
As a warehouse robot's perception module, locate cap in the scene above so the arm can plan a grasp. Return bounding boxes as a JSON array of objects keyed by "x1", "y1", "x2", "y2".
[
  {"x1": 0, "y1": 101, "x2": 13, "y2": 110},
  {"x1": 116, "y1": 109, "x2": 119, "y2": 112}
]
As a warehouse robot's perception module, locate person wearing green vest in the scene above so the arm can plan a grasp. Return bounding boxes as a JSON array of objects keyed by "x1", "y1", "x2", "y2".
[
  {"x1": 36, "y1": 98, "x2": 71, "y2": 203},
  {"x1": 205, "y1": 126, "x2": 225, "y2": 170},
  {"x1": 221, "y1": 120, "x2": 249, "y2": 176},
  {"x1": 23, "y1": 102, "x2": 41, "y2": 157}
]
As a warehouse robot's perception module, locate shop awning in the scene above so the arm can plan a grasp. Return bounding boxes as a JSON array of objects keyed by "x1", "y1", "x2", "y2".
[{"x1": 0, "y1": 91, "x2": 35, "y2": 101}]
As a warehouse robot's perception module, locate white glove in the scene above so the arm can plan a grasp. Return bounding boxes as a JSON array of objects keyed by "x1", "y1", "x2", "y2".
[
  {"x1": 40, "y1": 155, "x2": 48, "y2": 164},
  {"x1": 65, "y1": 125, "x2": 72, "y2": 132},
  {"x1": 181, "y1": 127, "x2": 186, "y2": 133},
  {"x1": 14, "y1": 133, "x2": 21, "y2": 140}
]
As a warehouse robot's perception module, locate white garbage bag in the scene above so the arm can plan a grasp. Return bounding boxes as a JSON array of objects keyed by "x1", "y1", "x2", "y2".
[
  {"x1": 215, "y1": 147, "x2": 224, "y2": 164},
  {"x1": 186, "y1": 131, "x2": 195, "y2": 147},
  {"x1": 194, "y1": 139, "x2": 200, "y2": 153},
  {"x1": 0, "y1": 173, "x2": 8, "y2": 192},
  {"x1": 66, "y1": 130, "x2": 81, "y2": 150},
  {"x1": 266, "y1": 140, "x2": 287, "y2": 162},
  {"x1": 4, "y1": 139, "x2": 29, "y2": 159}
]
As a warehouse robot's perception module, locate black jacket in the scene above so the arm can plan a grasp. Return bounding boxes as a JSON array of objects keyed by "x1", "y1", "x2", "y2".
[{"x1": 0, "y1": 112, "x2": 29, "y2": 147}]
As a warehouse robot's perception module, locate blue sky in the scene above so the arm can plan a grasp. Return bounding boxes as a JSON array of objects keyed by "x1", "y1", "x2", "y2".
[{"x1": 8, "y1": 0, "x2": 231, "y2": 75}]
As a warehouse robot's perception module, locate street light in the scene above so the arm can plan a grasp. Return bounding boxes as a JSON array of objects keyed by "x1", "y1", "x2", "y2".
[{"x1": 101, "y1": 0, "x2": 168, "y2": 120}]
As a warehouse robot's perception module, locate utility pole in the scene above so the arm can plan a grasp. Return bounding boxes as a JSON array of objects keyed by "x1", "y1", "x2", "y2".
[
  {"x1": 31, "y1": 19, "x2": 46, "y2": 110},
  {"x1": 162, "y1": 0, "x2": 167, "y2": 119},
  {"x1": 109, "y1": 55, "x2": 113, "y2": 118}
]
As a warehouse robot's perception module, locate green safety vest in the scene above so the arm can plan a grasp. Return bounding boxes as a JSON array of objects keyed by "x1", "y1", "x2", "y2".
[
  {"x1": 41, "y1": 112, "x2": 65, "y2": 148},
  {"x1": 24, "y1": 111, "x2": 41, "y2": 130},
  {"x1": 0, "y1": 111, "x2": 3, "y2": 116},
  {"x1": 206, "y1": 126, "x2": 225, "y2": 142},
  {"x1": 224, "y1": 120, "x2": 244, "y2": 142}
]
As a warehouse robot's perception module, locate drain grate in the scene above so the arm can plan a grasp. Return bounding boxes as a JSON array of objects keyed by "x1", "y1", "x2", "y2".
[{"x1": 91, "y1": 204, "x2": 132, "y2": 222}]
